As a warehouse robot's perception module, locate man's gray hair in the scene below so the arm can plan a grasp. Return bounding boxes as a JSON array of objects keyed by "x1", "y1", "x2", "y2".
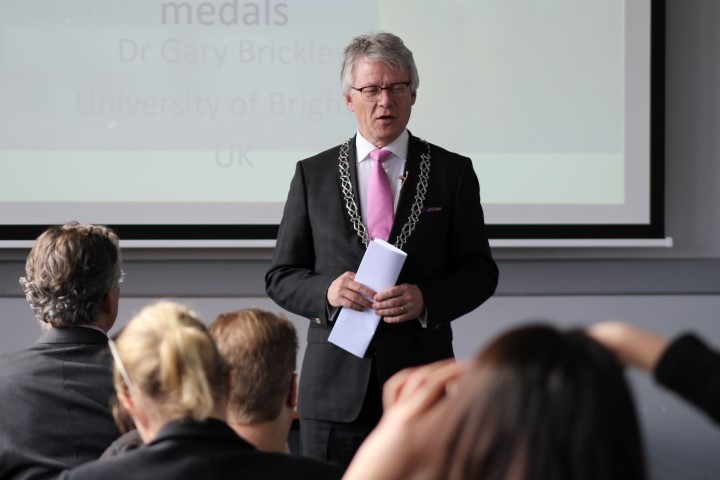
[
  {"x1": 340, "y1": 31, "x2": 419, "y2": 96},
  {"x1": 19, "y1": 222, "x2": 122, "y2": 327}
]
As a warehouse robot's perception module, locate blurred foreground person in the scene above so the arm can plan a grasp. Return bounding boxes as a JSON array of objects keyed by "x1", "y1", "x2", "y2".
[{"x1": 344, "y1": 324, "x2": 646, "y2": 480}]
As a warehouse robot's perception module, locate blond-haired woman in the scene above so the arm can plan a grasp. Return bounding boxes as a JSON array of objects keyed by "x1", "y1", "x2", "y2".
[{"x1": 60, "y1": 301, "x2": 342, "y2": 480}]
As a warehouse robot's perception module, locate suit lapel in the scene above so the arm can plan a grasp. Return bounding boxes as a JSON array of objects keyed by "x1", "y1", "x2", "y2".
[{"x1": 389, "y1": 133, "x2": 422, "y2": 246}]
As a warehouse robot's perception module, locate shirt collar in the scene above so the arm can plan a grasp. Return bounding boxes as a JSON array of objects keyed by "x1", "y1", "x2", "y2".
[
  {"x1": 356, "y1": 130, "x2": 409, "y2": 164},
  {"x1": 76, "y1": 323, "x2": 108, "y2": 336}
]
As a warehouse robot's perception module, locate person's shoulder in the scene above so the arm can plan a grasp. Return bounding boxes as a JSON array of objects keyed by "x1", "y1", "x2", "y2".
[
  {"x1": 0, "y1": 343, "x2": 40, "y2": 371},
  {"x1": 0, "y1": 328, "x2": 57, "y2": 361},
  {"x1": 0, "y1": 350, "x2": 17, "y2": 380},
  {"x1": 0, "y1": 347, "x2": 20, "y2": 362},
  {"x1": 285, "y1": 453, "x2": 345, "y2": 476},
  {"x1": 300, "y1": 137, "x2": 354, "y2": 166},
  {"x1": 58, "y1": 456, "x2": 124, "y2": 480},
  {"x1": 410, "y1": 134, "x2": 470, "y2": 163},
  {"x1": 99, "y1": 430, "x2": 144, "y2": 459},
  {"x1": 247, "y1": 451, "x2": 344, "y2": 479}
]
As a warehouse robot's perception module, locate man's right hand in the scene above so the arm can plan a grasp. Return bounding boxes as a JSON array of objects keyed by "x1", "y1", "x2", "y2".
[{"x1": 327, "y1": 272, "x2": 376, "y2": 312}]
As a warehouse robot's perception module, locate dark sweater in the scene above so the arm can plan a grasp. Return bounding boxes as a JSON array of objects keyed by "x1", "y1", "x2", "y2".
[{"x1": 655, "y1": 333, "x2": 720, "y2": 425}]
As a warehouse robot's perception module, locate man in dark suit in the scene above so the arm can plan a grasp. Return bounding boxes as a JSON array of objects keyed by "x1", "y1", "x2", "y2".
[
  {"x1": 0, "y1": 223, "x2": 123, "y2": 480},
  {"x1": 265, "y1": 31, "x2": 499, "y2": 467}
]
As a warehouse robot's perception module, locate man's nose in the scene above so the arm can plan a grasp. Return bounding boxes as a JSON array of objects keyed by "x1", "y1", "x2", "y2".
[{"x1": 376, "y1": 88, "x2": 393, "y2": 105}]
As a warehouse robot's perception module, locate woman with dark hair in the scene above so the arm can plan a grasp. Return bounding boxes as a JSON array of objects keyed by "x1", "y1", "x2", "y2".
[{"x1": 344, "y1": 324, "x2": 646, "y2": 480}]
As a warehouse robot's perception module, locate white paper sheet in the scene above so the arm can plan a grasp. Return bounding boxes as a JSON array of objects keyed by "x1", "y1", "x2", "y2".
[{"x1": 328, "y1": 239, "x2": 407, "y2": 358}]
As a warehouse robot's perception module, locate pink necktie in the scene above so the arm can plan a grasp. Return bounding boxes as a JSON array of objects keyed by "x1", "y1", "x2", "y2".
[{"x1": 367, "y1": 149, "x2": 394, "y2": 241}]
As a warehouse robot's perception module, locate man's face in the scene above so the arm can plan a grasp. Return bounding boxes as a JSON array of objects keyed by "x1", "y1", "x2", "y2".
[{"x1": 344, "y1": 58, "x2": 416, "y2": 148}]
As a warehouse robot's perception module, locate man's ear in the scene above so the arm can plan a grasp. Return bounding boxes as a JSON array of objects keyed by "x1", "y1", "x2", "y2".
[
  {"x1": 286, "y1": 373, "x2": 298, "y2": 408},
  {"x1": 344, "y1": 93, "x2": 354, "y2": 112},
  {"x1": 102, "y1": 285, "x2": 119, "y2": 314},
  {"x1": 96, "y1": 286, "x2": 120, "y2": 332}
]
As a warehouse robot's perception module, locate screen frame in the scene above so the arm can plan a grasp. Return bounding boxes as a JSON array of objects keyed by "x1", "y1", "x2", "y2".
[{"x1": 0, "y1": 1, "x2": 665, "y2": 245}]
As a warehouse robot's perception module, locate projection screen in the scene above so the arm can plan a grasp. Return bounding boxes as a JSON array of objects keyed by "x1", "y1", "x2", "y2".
[{"x1": 0, "y1": 0, "x2": 665, "y2": 246}]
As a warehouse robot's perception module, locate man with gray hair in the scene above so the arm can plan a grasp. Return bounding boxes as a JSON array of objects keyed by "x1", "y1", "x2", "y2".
[
  {"x1": 0, "y1": 223, "x2": 123, "y2": 480},
  {"x1": 266, "y1": 31, "x2": 498, "y2": 467}
]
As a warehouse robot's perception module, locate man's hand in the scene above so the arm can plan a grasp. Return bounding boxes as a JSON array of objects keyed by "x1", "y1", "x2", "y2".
[
  {"x1": 373, "y1": 284, "x2": 424, "y2": 323},
  {"x1": 327, "y1": 272, "x2": 376, "y2": 311}
]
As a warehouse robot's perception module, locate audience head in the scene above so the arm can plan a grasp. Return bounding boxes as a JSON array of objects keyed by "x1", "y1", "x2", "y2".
[
  {"x1": 111, "y1": 302, "x2": 228, "y2": 437},
  {"x1": 19, "y1": 222, "x2": 122, "y2": 329},
  {"x1": 209, "y1": 308, "x2": 298, "y2": 424},
  {"x1": 425, "y1": 324, "x2": 646, "y2": 480},
  {"x1": 340, "y1": 31, "x2": 419, "y2": 96}
]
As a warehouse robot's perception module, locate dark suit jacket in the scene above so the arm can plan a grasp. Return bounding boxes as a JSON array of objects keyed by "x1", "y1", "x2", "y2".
[
  {"x1": 58, "y1": 418, "x2": 344, "y2": 480},
  {"x1": 266, "y1": 133, "x2": 499, "y2": 422},
  {"x1": 0, "y1": 327, "x2": 120, "y2": 480}
]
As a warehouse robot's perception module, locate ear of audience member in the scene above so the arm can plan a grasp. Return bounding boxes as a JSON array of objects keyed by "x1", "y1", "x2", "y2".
[
  {"x1": 209, "y1": 309, "x2": 299, "y2": 453},
  {"x1": 345, "y1": 324, "x2": 647, "y2": 480},
  {"x1": 0, "y1": 222, "x2": 123, "y2": 480},
  {"x1": 58, "y1": 302, "x2": 343, "y2": 480},
  {"x1": 590, "y1": 321, "x2": 720, "y2": 425}
]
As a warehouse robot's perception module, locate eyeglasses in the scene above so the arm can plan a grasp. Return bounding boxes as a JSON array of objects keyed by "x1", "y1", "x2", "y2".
[
  {"x1": 351, "y1": 82, "x2": 412, "y2": 102},
  {"x1": 108, "y1": 337, "x2": 135, "y2": 393},
  {"x1": 117, "y1": 270, "x2": 126, "y2": 285}
]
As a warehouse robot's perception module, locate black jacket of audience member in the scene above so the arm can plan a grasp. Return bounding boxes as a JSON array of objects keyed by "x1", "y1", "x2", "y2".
[
  {"x1": 0, "y1": 327, "x2": 120, "y2": 480},
  {"x1": 58, "y1": 418, "x2": 343, "y2": 480},
  {"x1": 655, "y1": 333, "x2": 720, "y2": 425}
]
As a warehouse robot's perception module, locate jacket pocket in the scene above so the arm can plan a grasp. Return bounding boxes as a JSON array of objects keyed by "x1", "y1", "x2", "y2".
[{"x1": 306, "y1": 323, "x2": 332, "y2": 343}]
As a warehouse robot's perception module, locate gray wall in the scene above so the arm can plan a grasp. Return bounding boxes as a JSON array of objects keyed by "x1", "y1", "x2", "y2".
[{"x1": 1, "y1": 2, "x2": 719, "y2": 478}]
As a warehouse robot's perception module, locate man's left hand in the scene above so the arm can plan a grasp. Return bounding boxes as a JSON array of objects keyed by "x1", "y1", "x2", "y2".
[{"x1": 373, "y1": 284, "x2": 424, "y2": 323}]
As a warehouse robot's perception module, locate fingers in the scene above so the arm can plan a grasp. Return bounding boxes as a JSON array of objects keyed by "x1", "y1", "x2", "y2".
[
  {"x1": 329, "y1": 279, "x2": 425, "y2": 318},
  {"x1": 587, "y1": 321, "x2": 669, "y2": 371},
  {"x1": 382, "y1": 359, "x2": 467, "y2": 414},
  {"x1": 381, "y1": 367, "x2": 417, "y2": 409},
  {"x1": 327, "y1": 272, "x2": 376, "y2": 311},
  {"x1": 374, "y1": 284, "x2": 424, "y2": 322}
]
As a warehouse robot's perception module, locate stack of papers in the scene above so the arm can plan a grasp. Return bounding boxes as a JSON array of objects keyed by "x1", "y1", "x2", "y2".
[{"x1": 328, "y1": 239, "x2": 407, "y2": 357}]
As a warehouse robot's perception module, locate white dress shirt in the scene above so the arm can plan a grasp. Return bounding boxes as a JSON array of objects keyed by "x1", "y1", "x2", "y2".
[{"x1": 353, "y1": 130, "x2": 428, "y2": 327}]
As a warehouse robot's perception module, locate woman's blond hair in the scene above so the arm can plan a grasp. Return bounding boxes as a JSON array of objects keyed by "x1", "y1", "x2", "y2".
[{"x1": 113, "y1": 302, "x2": 227, "y2": 421}]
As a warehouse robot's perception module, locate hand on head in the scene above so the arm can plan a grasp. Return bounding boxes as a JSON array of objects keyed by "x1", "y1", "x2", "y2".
[
  {"x1": 587, "y1": 321, "x2": 669, "y2": 372},
  {"x1": 344, "y1": 359, "x2": 467, "y2": 480}
]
